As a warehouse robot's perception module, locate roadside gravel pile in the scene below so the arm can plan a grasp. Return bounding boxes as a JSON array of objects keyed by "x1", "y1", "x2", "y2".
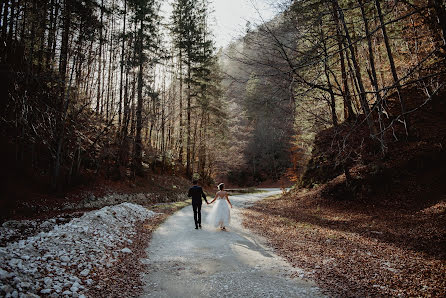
[
  {"x1": 0, "y1": 216, "x2": 79, "y2": 247},
  {"x1": 0, "y1": 203, "x2": 155, "y2": 297}
]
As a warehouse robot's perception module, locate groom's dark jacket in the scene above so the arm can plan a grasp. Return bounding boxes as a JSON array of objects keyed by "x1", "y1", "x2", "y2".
[{"x1": 188, "y1": 185, "x2": 208, "y2": 205}]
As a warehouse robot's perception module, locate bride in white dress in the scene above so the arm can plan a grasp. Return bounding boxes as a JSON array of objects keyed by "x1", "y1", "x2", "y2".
[{"x1": 207, "y1": 183, "x2": 232, "y2": 230}]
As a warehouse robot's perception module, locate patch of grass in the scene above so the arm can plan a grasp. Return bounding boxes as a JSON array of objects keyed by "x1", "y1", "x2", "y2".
[
  {"x1": 265, "y1": 194, "x2": 281, "y2": 200},
  {"x1": 142, "y1": 199, "x2": 192, "y2": 233},
  {"x1": 147, "y1": 199, "x2": 191, "y2": 214},
  {"x1": 280, "y1": 217, "x2": 314, "y2": 229},
  {"x1": 227, "y1": 188, "x2": 267, "y2": 195}
]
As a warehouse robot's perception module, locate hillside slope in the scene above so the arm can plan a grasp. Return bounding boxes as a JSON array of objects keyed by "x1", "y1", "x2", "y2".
[{"x1": 243, "y1": 88, "x2": 446, "y2": 296}]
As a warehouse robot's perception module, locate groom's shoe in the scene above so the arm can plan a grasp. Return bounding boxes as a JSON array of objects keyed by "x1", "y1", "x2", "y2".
[
  {"x1": 199, "y1": 225, "x2": 202, "y2": 229},
  {"x1": 195, "y1": 226, "x2": 198, "y2": 230}
]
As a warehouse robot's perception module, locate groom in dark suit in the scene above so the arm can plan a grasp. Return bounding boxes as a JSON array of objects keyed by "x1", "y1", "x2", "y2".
[{"x1": 188, "y1": 180, "x2": 209, "y2": 229}]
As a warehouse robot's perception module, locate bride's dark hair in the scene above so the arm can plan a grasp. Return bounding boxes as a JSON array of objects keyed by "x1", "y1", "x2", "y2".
[{"x1": 218, "y1": 183, "x2": 224, "y2": 190}]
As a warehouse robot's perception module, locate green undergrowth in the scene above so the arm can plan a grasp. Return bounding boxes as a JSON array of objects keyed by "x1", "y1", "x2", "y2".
[
  {"x1": 147, "y1": 199, "x2": 192, "y2": 214},
  {"x1": 227, "y1": 188, "x2": 267, "y2": 195}
]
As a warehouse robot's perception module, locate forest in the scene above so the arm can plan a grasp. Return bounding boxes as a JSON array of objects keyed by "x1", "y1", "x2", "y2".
[
  {"x1": 222, "y1": 0, "x2": 446, "y2": 186},
  {"x1": 1, "y1": 0, "x2": 445, "y2": 192},
  {"x1": 0, "y1": 0, "x2": 226, "y2": 201},
  {"x1": 0, "y1": 0, "x2": 444, "y2": 201},
  {"x1": 0, "y1": 0, "x2": 445, "y2": 296}
]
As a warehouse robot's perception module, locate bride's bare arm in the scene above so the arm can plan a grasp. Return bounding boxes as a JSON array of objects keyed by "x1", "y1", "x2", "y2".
[
  {"x1": 225, "y1": 193, "x2": 232, "y2": 208},
  {"x1": 209, "y1": 193, "x2": 218, "y2": 204}
]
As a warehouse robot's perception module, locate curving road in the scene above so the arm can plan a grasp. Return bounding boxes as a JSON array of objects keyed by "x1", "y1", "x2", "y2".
[{"x1": 141, "y1": 189, "x2": 323, "y2": 297}]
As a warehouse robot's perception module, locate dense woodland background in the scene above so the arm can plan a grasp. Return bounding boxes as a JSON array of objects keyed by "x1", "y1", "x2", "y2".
[
  {"x1": 0, "y1": 0, "x2": 225, "y2": 194},
  {"x1": 0, "y1": 0, "x2": 445, "y2": 210}
]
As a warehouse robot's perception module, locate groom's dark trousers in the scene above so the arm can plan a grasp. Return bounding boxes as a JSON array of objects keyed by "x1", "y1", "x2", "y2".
[{"x1": 188, "y1": 185, "x2": 208, "y2": 228}]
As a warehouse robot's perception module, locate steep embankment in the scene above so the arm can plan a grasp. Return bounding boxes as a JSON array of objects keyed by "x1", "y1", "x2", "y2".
[
  {"x1": 243, "y1": 88, "x2": 446, "y2": 296},
  {"x1": 301, "y1": 86, "x2": 446, "y2": 190},
  {"x1": 0, "y1": 173, "x2": 191, "y2": 223}
]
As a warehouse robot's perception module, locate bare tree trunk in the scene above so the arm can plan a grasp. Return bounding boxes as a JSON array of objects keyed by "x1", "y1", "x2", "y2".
[
  {"x1": 133, "y1": 18, "x2": 144, "y2": 175},
  {"x1": 106, "y1": 8, "x2": 115, "y2": 121},
  {"x1": 178, "y1": 50, "x2": 184, "y2": 164},
  {"x1": 96, "y1": 0, "x2": 104, "y2": 115},
  {"x1": 344, "y1": 40, "x2": 361, "y2": 114},
  {"x1": 18, "y1": 0, "x2": 26, "y2": 41},
  {"x1": 53, "y1": 0, "x2": 71, "y2": 189},
  {"x1": 50, "y1": 2, "x2": 59, "y2": 67},
  {"x1": 119, "y1": 63, "x2": 131, "y2": 170},
  {"x1": 129, "y1": 25, "x2": 137, "y2": 142},
  {"x1": 191, "y1": 108, "x2": 198, "y2": 174},
  {"x1": 161, "y1": 64, "x2": 166, "y2": 155},
  {"x1": 430, "y1": 0, "x2": 446, "y2": 47},
  {"x1": 13, "y1": 0, "x2": 19, "y2": 40},
  {"x1": 359, "y1": 0, "x2": 386, "y2": 152},
  {"x1": 1, "y1": 0, "x2": 8, "y2": 43},
  {"x1": 118, "y1": 0, "x2": 127, "y2": 129},
  {"x1": 326, "y1": 67, "x2": 338, "y2": 127},
  {"x1": 123, "y1": 66, "x2": 130, "y2": 134},
  {"x1": 320, "y1": 19, "x2": 338, "y2": 126},
  {"x1": 58, "y1": 0, "x2": 69, "y2": 84},
  {"x1": 199, "y1": 110, "x2": 207, "y2": 178},
  {"x1": 100, "y1": 27, "x2": 107, "y2": 115},
  {"x1": 186, "y1": 57, "x2": 191, "y2": 177},
  {"x1": 375, "y1": 0, "x2": 408, "y2": 136},
  {"x1": 359, "y1": 0, "x2": 382, "y2": 99},
  {"x1": 334, "y1": 0, "x2": 377, "y2": 135},
  {"x1": 37, "y1": 0, "x2": 47, "y2": 71},
  {"x1": 168, "y1": 57, "x2": 176, "y2": 153},
  {"x1": 83, "y1": 39, "x2": 94, "y2": 101},
  {"x1": 331, "y1": 0, "x2": 354, "y2": 120},
  {"x1": 8, "y1": 0, "x2": 15, "y2": 48},
  {"x1": 46, "y1": 0, "x2": 56, "y2": 68},
  {"x1": 29, "y1": 0, "x2": 37, "y2": 69}
]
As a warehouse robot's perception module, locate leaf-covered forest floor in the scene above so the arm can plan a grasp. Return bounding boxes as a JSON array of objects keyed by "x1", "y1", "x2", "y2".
[
  {"x1": 243, "y1": 89, "x2": 446, "y2": 296},
  {"x1": 243, "y1": 184, "x2": 445, "y2": 296}
]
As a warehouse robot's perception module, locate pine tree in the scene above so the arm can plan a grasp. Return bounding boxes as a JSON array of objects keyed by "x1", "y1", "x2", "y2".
[
  {"x1": 129, "y1": 0, "x2": 160, "y2": 175},
  {"x1": 171, "y1": 0, "x2": 203, "y2": 177}
]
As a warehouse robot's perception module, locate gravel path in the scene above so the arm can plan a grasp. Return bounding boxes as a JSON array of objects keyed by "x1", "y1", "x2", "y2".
[{"x1": 141, "y1": 189, "x2": 323, "y2": 298}]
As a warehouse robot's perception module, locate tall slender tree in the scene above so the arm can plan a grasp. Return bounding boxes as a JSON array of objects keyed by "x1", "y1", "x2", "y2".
[{"x1": 130, "y1": 0, "x2": 160, "y2": 175}]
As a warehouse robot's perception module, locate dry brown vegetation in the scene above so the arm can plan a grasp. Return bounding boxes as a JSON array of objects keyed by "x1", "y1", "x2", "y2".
[
  {"x1": 0, "y1": 173, "x2": 191, "y2": 222},
  {"x1": 243, "y1": 84, "x2": 446, "y2": 296},
  {"x1": 245, "y1": 84, "x2": 446, "y2": 297},
  {"x1": 243, "y1": 183, "x2": 445, "y2": 297},
  {"x1": 243, "y1": 99, "x2": 446, "y2": 296}
]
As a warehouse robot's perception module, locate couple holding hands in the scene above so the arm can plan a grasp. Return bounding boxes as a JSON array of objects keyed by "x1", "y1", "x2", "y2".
[{"x1": 187, "y1": 180, "x2": 232, "y2": 231}]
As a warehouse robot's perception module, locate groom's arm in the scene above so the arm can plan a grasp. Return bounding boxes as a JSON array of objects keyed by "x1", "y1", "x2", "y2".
[{"x1": 201, "y1": 188, "x2": 209, "y2": 204}]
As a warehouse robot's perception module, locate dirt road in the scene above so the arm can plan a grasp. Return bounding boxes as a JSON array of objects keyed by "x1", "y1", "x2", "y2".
[{"x1": 141, "y1": 189, "x2": 323, "y2": 297}]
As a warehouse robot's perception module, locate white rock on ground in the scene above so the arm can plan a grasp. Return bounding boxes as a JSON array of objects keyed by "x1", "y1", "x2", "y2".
[
  {"x1": 0, "y1": 202, "x2": 155, "y2": 297},
  {"x1": 121, "y1": 247, "x2": 132, "y2": 254}
]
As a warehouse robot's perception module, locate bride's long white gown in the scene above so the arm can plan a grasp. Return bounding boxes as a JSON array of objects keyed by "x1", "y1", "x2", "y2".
[{"x1": 207, "y1": 195, "x2": 231, "y2": 228}]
